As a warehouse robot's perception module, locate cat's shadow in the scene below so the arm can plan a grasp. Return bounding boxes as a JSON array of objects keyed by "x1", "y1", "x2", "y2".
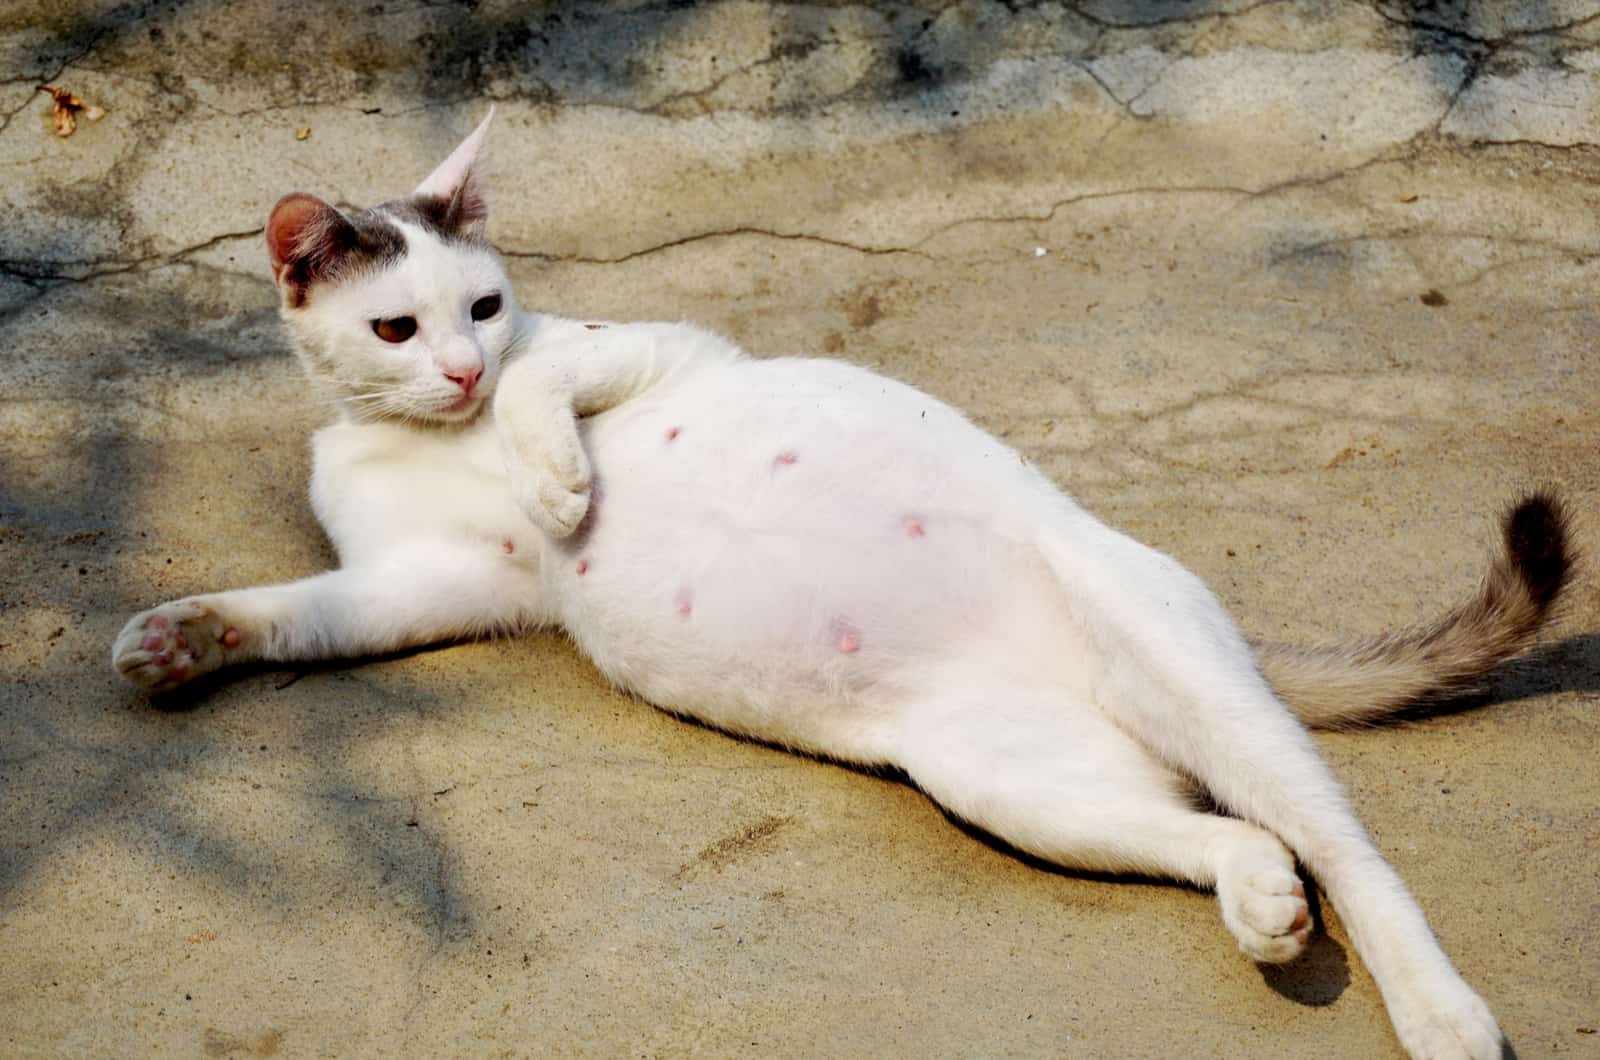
[
  {"x1": 1402, "y1": 631, "x2": 1600, "y2": 720},
  {"x1": 141, "y1": 630, "x2": 1592, "y2": 1036},
  {"x1": 942, "y1": 810, "x2": 1353, "y2": 1008}
]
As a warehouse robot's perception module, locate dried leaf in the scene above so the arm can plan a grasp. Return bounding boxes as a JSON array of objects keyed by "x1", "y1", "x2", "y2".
[
  {"x1": 295, "y1": 126, "x2": 311, "y2": 141},
  {"x1": 37, "y1": 84, "x2": 102, "y2": 138}
]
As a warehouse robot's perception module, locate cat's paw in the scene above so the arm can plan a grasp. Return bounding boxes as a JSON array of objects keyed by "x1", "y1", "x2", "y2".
[
  {"x1": 1217, "y1": 859, "x2": 1311, "y2": 964},
  {"x1": 112, "y1": 598, "x2": 240, "y2": 692},
  {"x1": 509, "y1": 465, "x2": 590, "y2": 537},
  {"x1": 505, "y1": 432, "x2": 592, "y2": 538},
  {"x1": 1387, "y1": 970, "x2": 1503, "y2": 1060}
]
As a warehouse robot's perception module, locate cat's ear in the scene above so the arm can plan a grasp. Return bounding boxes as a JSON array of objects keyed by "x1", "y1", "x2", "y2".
[
  {"x1": 412, "y1": 106, "x2": 493, "y2": 236},
  {"x1": 266, "y1": 193, "x2": 358, "y2": 303}
]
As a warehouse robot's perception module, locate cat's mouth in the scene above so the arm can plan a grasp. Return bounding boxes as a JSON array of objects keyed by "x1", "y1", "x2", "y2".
[{"x1": 437, "y1": 392, "x2": 484, "y2": 418}]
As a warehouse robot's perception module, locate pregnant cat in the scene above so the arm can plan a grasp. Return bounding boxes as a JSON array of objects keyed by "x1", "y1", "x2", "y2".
[{"x1": 113, "y1": 112, "x2": 1572, "y2": 1060}]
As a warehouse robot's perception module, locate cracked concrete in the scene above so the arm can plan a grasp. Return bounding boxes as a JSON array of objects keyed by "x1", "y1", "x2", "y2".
[{"x1": 2, "y1": 2, "x2": 1598, "y2": 1057}]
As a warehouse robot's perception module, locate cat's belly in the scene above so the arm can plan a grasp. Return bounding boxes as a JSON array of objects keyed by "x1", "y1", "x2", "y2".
[{"x1": 547, "y1": 358, "x2": 1077, "y2": 758}]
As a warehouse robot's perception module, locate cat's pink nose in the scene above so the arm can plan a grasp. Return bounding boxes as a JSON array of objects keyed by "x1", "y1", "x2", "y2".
[{"x1": 444, "y1": 366, "x2": 482, "y2": 395}]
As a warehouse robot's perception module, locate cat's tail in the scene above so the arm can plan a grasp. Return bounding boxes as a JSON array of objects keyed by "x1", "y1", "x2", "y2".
[{"x1": 1253, "y1": 492, "x2": 1575, "y2": 730}]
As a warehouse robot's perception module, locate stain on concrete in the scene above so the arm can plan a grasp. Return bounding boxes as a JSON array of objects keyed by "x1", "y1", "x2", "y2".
[{"x1": 675, "y1": 814, "x2": 794, "y2": 880}]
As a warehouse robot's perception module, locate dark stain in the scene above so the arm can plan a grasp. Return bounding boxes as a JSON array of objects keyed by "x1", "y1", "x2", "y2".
[
  {"x1": 894, "y1": 45, "x2": 940, "y2": 87},
  {"x1": 1420, "y1": 288, "x2": 1449, "y2": 307},
  {"x1": 674, "y1": 814, "x2": 793, "y2": 879},
  {"x1": 841, "y1": 288, "x2": 885, "y2": 330},
  {"x1": 201, "y1": 1027, "x2": 284, "y2": 1057}
]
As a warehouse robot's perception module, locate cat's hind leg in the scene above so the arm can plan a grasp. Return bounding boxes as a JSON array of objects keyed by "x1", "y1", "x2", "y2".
[
  {"x1": 1032, "y1": 514, "x2": 1502, "y2": 1059},
  {"x1": 894, "y1": 685, "x2": 1311, "y2": 964}
]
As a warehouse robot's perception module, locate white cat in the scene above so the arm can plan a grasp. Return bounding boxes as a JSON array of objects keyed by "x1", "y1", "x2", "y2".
[{"x1": 113, "y1": 112, "x2": 1572, "y2": 1060}]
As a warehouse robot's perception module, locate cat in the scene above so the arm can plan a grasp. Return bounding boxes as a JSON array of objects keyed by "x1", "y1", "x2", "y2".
[{"x1": 112, "y1": 111, "x2": 1573, "y2": 1060}]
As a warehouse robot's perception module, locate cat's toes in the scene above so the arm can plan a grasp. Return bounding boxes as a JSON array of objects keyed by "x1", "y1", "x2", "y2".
[
  {"x1": 1387, "y1": 972, "x2": 1503, "y2": 1060},
  {"x1": 511, "y1": 469, "x2": 590, "y2": 538},
  {"x1": 546, "y1": 441, "x2": 591, "y2": 496},
  {"x1": 1218, "y1": 862, "x2": 1311, "y2": 964},
  {"x1": 112, "y1": 599, "x2": 238, "y2": 692}
]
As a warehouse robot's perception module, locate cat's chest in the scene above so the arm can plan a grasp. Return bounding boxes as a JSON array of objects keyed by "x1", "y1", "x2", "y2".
[{"x1": 311, "y1": 417, "x2": 536, "y2": 560}]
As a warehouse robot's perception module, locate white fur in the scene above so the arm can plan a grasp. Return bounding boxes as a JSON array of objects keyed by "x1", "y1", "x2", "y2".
[{"x1": 112, "y1": 127, "x2": 1508, "y2": 1060}]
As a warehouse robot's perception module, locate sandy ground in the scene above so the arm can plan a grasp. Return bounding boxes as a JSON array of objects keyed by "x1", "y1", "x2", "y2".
[{"x1": 2, "y1": 2, "x2": 1598, "y2": 1056}]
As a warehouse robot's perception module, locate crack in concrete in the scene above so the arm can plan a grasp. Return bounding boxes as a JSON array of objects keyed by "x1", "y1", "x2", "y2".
[
  {"x1": 1079, "y1": 62, "x2": 1152, "y2": 120},
  {"x1": 504, "y1": 225, "x2": 935, "y2": 265},
  {"x1": 0, "y1": 227, "x2": 265, "y2": 286},
  {"x1": 1467, "y1": 135, "x2": 1600, "y2": 152},
  {"x1": 1068, "y1": 0, "x2": 1290, "y2": 32},
  {"x1": 643, "y1": 33, "x2": 858, "y2": 117},
  {"x1": 476, "y1": 136, "x2": 1590, "y2": 271},
  {"x1": 1365, "y1": 2, "x2": 1600, "y2": 47}
]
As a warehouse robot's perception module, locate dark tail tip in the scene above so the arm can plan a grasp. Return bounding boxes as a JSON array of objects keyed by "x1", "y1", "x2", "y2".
[{"x1": 1503, "y1": 490, "x2": 1574, "y2": 609}]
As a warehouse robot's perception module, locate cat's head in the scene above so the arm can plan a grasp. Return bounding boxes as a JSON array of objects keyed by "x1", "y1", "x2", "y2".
[{"x1": 265, "y1": 109, "x2": 520, "y2": 425}]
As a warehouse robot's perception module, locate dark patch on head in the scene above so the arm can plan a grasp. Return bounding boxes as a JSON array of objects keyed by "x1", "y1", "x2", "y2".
[
  {"x1": 274, "y1": 203, "x2": 406, "y2": 310},
  {"x1": 1503, "y1": 491, "x2": 1574, "y2": 610},
  {"x1": 379, "y1": 195, "x2": 488, "y2": 247}
]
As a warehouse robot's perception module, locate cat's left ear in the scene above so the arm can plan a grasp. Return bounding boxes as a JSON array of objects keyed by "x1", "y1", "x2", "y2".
[{"x1": 412, "y1": 105, "x2": 493, "y2": 236}]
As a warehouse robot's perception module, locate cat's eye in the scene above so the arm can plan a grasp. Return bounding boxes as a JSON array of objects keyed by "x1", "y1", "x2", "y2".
[
  {"x1": 372, "y1": 316, "x2": 417, "y2": 343},
  {"x1": 471, "y1": 293, "x2": 502, "y2": 322}
]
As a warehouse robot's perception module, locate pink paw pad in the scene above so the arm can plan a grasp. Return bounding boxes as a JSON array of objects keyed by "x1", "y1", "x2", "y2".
[
  {"x1": 774, "y1": 450, "x2": 798, "y2": 467},
  {"x1": 902, "y1": 516, "x2": 925, "y2": 538},
  {"x1": 665, "y1": 426, "x2": 680, "y2": 442},
  {"x1": 837, "y1": 631, "x2": 860, "y2": 654},
  {"x1": 147, "y1": 615, "x2": 168, "y2": 631},
  {"x1": 222, "y1": 628, "x2": 241, "y2": 649},
  {"x1": 141, "y1": 632, "x2": 163, "y2": 651}
]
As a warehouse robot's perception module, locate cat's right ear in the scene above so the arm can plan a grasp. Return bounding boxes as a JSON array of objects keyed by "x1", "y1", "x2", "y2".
[
  {"x1": 266, "y1": 193, "x2": 357, "y2": 307},
  {"x1": 412, "y1": 107, "x2": 493, "y2": 237}
]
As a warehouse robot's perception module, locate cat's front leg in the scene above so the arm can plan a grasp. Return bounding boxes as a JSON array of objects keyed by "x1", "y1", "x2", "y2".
[
  {"x1": 113, "y1": 540, "x2": 539, "y2": 692},
  {"x1": 495, "y1": 320, "x2": 742, "y2": 537},
  {"x1": 494, "y1": 373, "x2": 592, "y2": 538}
]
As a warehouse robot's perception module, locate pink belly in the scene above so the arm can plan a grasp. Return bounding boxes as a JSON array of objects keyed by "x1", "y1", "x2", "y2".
[{"x1": 548, "y1": 364, "x2": 1069, "y2": 701}]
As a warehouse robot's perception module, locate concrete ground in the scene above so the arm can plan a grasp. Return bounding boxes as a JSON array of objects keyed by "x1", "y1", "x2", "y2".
[{"x1": 3, "y1": 2, "x2": 1598, "y2": 1056}]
